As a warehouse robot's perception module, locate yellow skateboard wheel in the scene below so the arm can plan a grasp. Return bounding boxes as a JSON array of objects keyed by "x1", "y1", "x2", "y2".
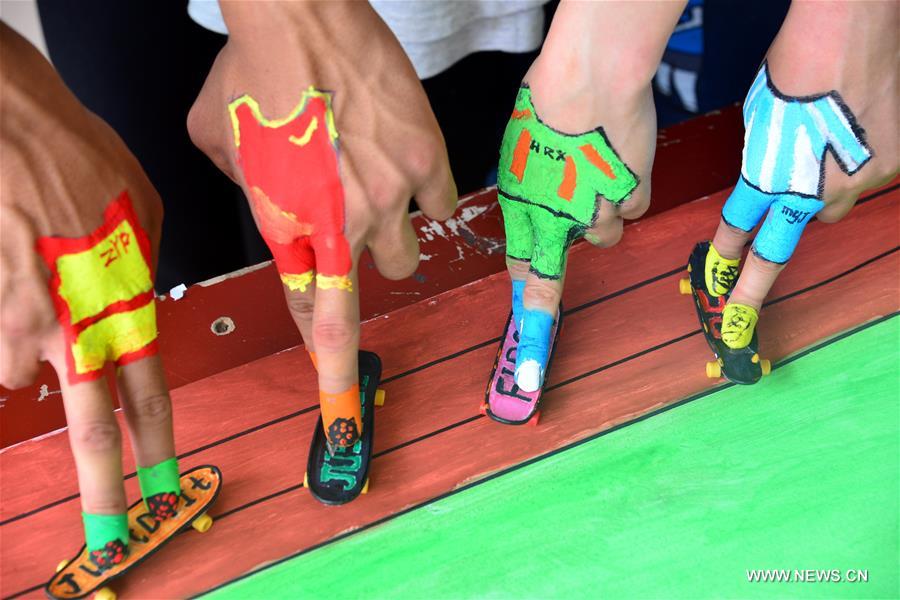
[
  {"x1": 192, "y1": 513, "x2": 213, "y2": 533},
  {"x1": 706, "y1": 361, "x2": 722, "y2": 379},
  {"x1": 361, "y1": 478, "x2": 370, "y2": 494},
  {"x1": 375, "y1": 389, "x2": 386, "y2": 407},
  {"x1": 303, "y1": 471, "x2": 309, "y2": 488},
  {"x1": 95, "y1": 587, "x2": 116, "y2": 600},
  {"x1": 679, "y1": 278, "x2": 692, "y2": 295},
  {"x1": 760, "y1": 359, "x2": 772, "y2": 376},
  {"x1": 56, "y1": 559, "x2": 69, "y2": 573}
]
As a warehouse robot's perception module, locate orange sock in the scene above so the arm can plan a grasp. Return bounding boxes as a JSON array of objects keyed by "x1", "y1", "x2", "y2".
[
  {"x1": 320, "y1": 385, "x2": 362, "y2": 448},
  {"x1": 308, "y1": 350, "x2": 318, "y2": 371}
]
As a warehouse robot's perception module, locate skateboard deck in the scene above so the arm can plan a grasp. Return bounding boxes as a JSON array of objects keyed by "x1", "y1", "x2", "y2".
[
  {"x1": 305, "y1": 350, "x2": 384, "y2": 505},
  {"x1": 680, "y1": 241, "x2": 770, "y2": 385},
  {"x1": 481, "y1": 308, "x2": 562, "y2": 426},
  {"x1": 46, "y1": 465, "x2": 222, "y2": 600}
]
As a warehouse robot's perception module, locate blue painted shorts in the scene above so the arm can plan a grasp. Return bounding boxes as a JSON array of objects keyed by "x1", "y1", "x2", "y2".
[{"x1": 722, "y1": 177, "x2": 825, "y2": 264}]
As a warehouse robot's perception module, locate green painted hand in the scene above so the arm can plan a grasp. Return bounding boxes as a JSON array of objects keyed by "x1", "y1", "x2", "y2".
[{"x1": 497, "y1": 85, "x2": 638, "y2": 279}]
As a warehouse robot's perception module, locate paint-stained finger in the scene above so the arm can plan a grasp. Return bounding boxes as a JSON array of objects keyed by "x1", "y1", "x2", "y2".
[
  {"x1": 584, "y1": 200, "x2": 624, "y2": 248},
  {"x1": 515, "y1": 266, "x2": 565, "y2": 393},
  {"x1": 116, "y1": 354, "x2": 175, "y2": 469},
  {"x1": 310, "y1": 260, "x2": 362, "y2": 449}
]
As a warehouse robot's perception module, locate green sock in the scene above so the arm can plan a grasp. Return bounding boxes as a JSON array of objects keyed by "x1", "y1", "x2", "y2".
[
  {"x1": 137, "y1": 457, "x2": 180, "y2": 502},
  {"x1": 82, "y1": 512, "x2": 128, "y2": 552}
]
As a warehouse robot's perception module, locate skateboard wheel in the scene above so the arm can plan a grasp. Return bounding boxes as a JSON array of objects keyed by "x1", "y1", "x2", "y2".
[
  {"x1": 760, "y1": 359, "x2": 772, "y2": 376},
  {"x1": 679, "y1": 278, "x2": 692, "y2": 295},
  {"x1": 478, "y1": 403, "x2": 488, "y2": 416},
  {"x1": 95, "y1": 587, "x2": 116, "y2": 600},
  {"x1": 375, "y1": 389, "x2": 386, "y2": 407},
  {"x1": 192, "y1": 513, "x2": 213, "y2": 533},
  {"x1": 527, "y1": 411, "x2": 540, "y2": 427},
  {"x1": 303, "y1": 471, "x2": 309, "y2": 488},
  {"x1": 56, "y1": 559, "x2": 69, "y2": 573},
  {"x1": 361, "y1": 478, "x2": 370, "y2": 494},
  {"x1": 706, "y1": 361, "x2": 722, "y2": 379}
]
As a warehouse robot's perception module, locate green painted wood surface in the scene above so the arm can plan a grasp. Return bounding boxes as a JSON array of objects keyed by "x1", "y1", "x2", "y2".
[{"x1": 206, "y1": 317, "x2": 899, "y2": 599}]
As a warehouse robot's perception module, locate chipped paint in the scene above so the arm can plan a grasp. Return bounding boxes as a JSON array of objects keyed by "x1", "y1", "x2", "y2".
[
  {"x1": 419, "y1": 253, "x2": 434, "y2": 261},
  {"x1": 36, "y1": 385, "x2": 61, "y2": 402},
  {"x1": 197, "y1": 260, "x2": 273, "y2": 287}
]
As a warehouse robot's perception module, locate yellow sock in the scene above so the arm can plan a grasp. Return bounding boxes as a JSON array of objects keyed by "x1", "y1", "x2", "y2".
[
  {"x1": 721, "y1": 303, "x2": 758, "y2": 349},
  {"x1": 705, "y1": 243, "x2": 741, "y2": 297}
]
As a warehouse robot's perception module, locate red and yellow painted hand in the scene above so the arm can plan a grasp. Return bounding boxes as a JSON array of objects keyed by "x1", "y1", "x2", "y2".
[
  {"x1": 229, "y1": 88, "x2": 353, "y2": 293},
  {"x1": 36, "y1": 192, "x2": 158, "y2": 385}
]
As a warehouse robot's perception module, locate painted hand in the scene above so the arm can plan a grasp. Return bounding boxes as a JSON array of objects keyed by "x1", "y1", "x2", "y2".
[
  {"x1": 187, "y1": 2, "x2": 457, "y2": 447},
  {"x1": 0, "y1": 24, "x2": 175, "y2": 516}
]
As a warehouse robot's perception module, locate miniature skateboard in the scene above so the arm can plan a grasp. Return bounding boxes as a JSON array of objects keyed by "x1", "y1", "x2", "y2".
[
  {"x1": 679, "y1": 241, "x2": 770, "y2": 384},
  {"x1": 46, "y1": 465, "x2": 222, "y2": 600},
  {"x1": 304, "y1": 350, "x2": 384, "y2": 505},
  {"x1": 481, "y1": 308, "x2": 563, "y2": 426}
]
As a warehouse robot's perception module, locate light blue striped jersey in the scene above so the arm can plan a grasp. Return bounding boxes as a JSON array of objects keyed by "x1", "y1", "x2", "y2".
[{"x1": 740, "y1": 62, "x2": 871, "y2": 198}]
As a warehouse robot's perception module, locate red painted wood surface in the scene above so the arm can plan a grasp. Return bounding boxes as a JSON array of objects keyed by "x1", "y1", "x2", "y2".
[
  {"x1": 2, "y1": 184, "x2": 896, "y2": 599},
  {"x1": 0, "y1": 106, "x2": 745, "y2": 448}
]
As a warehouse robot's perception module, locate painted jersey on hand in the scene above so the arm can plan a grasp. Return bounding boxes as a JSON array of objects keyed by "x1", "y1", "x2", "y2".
[
  {"x1": 740, "y1": 61, "x2": 871, "y2": 198},
  {"x1": 229, "y1": 88, "x2": 352, "y2": 292},
  {"x1": 497, "y1": 84, "x2": 638, "y2": 279},
  {"x1": 36, "y1": 192, "x2": 158, "y2": 385}
]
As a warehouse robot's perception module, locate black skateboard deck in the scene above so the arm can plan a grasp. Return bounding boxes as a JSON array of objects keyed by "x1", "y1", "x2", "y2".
[{"x1": 305, "y1": 350, "x2": 383, "y2": 505}]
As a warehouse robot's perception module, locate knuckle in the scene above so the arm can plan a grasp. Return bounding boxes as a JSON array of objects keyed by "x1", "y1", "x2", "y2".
[
  {"x1": 285, "y1": 293, "x2": 316, "y2": 321},
  {"x1": 73, "y1": 420, "x2": 121, "y2": 452},
  {"x1": 523, "y1": 281, "x2": 561, "y2": 306},
  {"x1": 312, "y1": 316, "x2": 357, "y2": 353},
  {"x1": 0, "y1": 366, "x2": 39, "y2": 390},
  {"x1": 406, "y1": 138, "x2": 440, "y2": 182},
  {"x1": 132, "y1": 392, "x2": 172, "y2": 424},
  {"x1": 618, "y1": 192, "x2": 650, "y2": 219}
]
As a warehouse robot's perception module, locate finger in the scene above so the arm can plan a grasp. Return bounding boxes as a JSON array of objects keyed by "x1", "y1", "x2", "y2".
[
  {"x1": 368, "y1": 207, "x2": 420, "y2": 281},
  {"x1": 729, "y1": 250, "x2": 785, "y2": 311},
  {"x1": 515, "y1": 221, "x2": 567, "y2": 393},
  {"x1": 506, "y1": 257, "x2": 530, "y2": 333},
  {"x1": 584, "y1": 201, "x2": 624, "y2": 249},
  {"x1": 116, "y1": 354, "x2": 175, "y2": 469},
  {"x1": 56, "y1": 367, "x2": 127, "y2": 515},
  {"x1": 516, "y1": 268, "x2": 564, "y2": 393},
  {"x1": 413, "y1": 152, "x2": 458, "y2": 222},
  {"x1": 0, "y1": 208, "x2": 55, "y2": 389},
  {"x1": 283, "y1": 283, "x2": 316, "y2": 352},
  {"x1": 499, "y1": 197, "x2": 533, "y2": 331},
  {"x1": 310, "y1": 238, "x2": 362, "y2": 449}
]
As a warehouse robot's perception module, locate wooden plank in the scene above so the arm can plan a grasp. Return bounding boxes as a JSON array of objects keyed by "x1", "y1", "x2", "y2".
[
  {"x1": 1, "y1": 186, "x2": 897, "y2": 598},
  {"x1": 0, "y1": 106, "x2": 748, "y2": 449}
]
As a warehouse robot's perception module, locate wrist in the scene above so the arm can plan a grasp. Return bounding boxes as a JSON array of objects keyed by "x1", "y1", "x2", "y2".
[{"x1": 219, "y1": 0, "x2": 373, "y2": 41}]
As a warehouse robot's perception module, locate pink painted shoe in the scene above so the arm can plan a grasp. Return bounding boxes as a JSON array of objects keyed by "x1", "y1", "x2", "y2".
[{"x1": 481, "y1": 308, "x2": 562, "y2": 426}]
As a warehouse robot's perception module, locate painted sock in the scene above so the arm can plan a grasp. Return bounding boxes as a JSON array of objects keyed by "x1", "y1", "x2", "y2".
[
  {"x1": 511, "y1": 280, "x2": 525, "y2": 333},
  {"x1": 320, "y1": 385, "x2": 362, "y2": 450},
  {"x1": 82, "y1": 512, "x2": 128, "y2": 570},
  {"x1": 721, "y1": 303, "x2": 759, "y2": 349},
  {"x1": 515, "y1": 308, "x2": 554, "y2": 393},
  {"x1": 705, "y1": 243, "x2": 741, "y2": 297},
  {"x1": 137, "y1": 457, "x2": 181, "y2": 520}
]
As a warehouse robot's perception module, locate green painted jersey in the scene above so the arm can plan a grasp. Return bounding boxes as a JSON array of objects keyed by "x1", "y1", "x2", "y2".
[{"x1": 497, "y1": 85, "x2": 638, "y2": 227}]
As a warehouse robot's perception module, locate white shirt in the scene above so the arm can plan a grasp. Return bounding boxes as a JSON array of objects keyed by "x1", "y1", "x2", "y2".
[{"x1": 187, "y1": 0, "x2": 547, "y2": 79}]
